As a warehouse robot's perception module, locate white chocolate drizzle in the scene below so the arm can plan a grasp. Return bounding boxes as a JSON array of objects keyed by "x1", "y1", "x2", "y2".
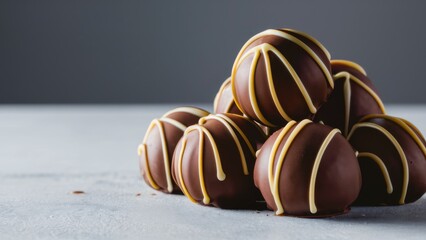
[
  {"x1": 248, "y1": 50, "x2": 275, "y2": 126},
  {"x1": 358, "y1": 152, "x2": 393, "y2": 194},
  {"x1": 308, "y1": 128, "x2": 341, "y2": 214},
  {"x1": 266, "y1": 121, "x2": 354, "y2": 214},
  {"x1": 137, "y1": 107, "x2": 209, "y2": 192},
  {"x1": 163, "y1": 107, "x2": 210, "y2": 118},
  {"x1": 330, "y1": 59, "x2": 367, "y2": 76},
  {"x1": 231, "y1": 29, "x2": 333, "y2": 126},
  {"x1": 137, "y1": 143, "x2": 160, "y2": 190},
  {"x1": 281, "y1": 28, "x2": 331, "y2": 60},
  {"x1": 215, "y1": 114, "x2": 258, "y2": 156},
  {"x1": 200, "y1": 114, "x2": 251, "y2": 175},
  {"x1": 333, "y1": 71, "x2": 386, "y2": 136},
  {"x1": 160, "y1": 117, "x2": 187, "y2": 131},
  {"x1": 269, "y1": 119, "x2": 312, "y2": 215},
  {"x1": 401, "y1": 118, "x2": 426, "y2": 156},
  {"x1": 348, "y1": 122, "x2": 409, "y2": 204},
  {"x1": 213, "y1": 77, "x2": 235, "y2": 114},
  {"x1": 268, "y1": 121, "x2": 297, "y2": 192},
  {"x1": 177, "y1": 114, "x2": 260, "y2": 205},
  {"x1": 236, "y1": 43, "x2": 316, "y2": 120},
  {"x1": 139, "y1": 119, "x2": 179, "y2": 193},
  {"x1": 342, "y1": 75, "x2": 352, "y2": 136},
  {"x1": 178, "y1": 125, "x2": 225, "y2": 205},
  {"x1": 233, "y1": 29, "x2": 333, "y2": 89},
  {"x1": 176, "y1": 137, "x2": 194, "y2": 202},
  {"x1": 361, "y1": 114, "x2": 426, "y2": 159}
]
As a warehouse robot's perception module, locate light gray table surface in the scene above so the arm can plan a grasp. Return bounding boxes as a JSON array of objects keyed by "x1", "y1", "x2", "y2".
[{"x1": 1, "y1": 104, "x2": 425, "y2": 240}]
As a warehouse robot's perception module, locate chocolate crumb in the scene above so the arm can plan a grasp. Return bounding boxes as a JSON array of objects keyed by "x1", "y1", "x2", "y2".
[
  {"x1": 136, "y1": 193, "x2": 142, "y2": 197},
  {"x1": 72, "y1": 190, "x2": 85, "y2": 194}
]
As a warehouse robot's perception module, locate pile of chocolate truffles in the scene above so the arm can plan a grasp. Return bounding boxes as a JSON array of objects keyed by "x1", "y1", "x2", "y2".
[{"x1": 138, "y1": 28, "x2": 426, "y2": 218}]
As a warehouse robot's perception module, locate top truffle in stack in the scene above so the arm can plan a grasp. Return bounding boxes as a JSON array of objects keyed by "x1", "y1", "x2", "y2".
[{"x1": 231, "y1": 28, "x2": 334, "y2": 127}]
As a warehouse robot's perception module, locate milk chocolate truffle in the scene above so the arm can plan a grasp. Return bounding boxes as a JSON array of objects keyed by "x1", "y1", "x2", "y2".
[
  {"x1": 212, "y1": 79, "x2": 276, "y2": 137},
  {"x1": 254, "y1": 120, "x2": 361, "y2": 217},
  {"x1": 348, "y1": 114, "x2": 426, "y2": 205},
  {"x1": 314, "y1": 60, "x2": 386, "y2": 136},
  {"x1": 213, "y1": 77, "x2": 243, "y2": 115},
  {"x1": 231, "y1": 28, "x2": 334, "y2": 127},
  {"x1": 137, "y1": 107, "x2": 210, "y2": 193},
  {"x1": 171, "y1": 113, "x2": 266, "y2": 209}
]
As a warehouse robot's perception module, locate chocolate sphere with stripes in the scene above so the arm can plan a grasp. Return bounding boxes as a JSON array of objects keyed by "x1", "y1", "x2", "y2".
[
  {"x1": 171, "y1": 113, "x2": 266, "y2": 209},
  {"x1": 231, "y1": 28, "x2": 334, "y2": 127},
  {"x1": 348, "y1": 115, "x2": 426, "y2": 205},
  {"x1": 314, "y1": 60, "x2": 386, "y2": 136},
  {"x1": 137, "y1": 107, "x2": 210, "y2": 193},
  {"x1": 213, "y1": 77, "x2": 243, "y2": 115},
  {"x1": 254, "y1": 120, "x2": 361, "y2": 217},
  {"x1": 213, "y1": 78, "x2": 277, "y2": 137}
]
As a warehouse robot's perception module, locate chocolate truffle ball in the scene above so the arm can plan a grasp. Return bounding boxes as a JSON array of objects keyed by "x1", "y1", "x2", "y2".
[
  {"x1": 171, "y1": 113, "x2": 266, "y2": 209},
  {"x1": 231, "y1": 28, "x2": 334, "y2": 127},
  {"x1": 213, "y1": 77, "x2": 243, "y2": 115},
  {"x1": 212, "y1": 79, "x2": 276, "y2": 137},
  {"x1": 137, "y1": 107, "x2": 210, "y2": 193},
  {"x1": 347, "y1": 114, "x2": 426, "y2": 205},
  {"x1": 254, "y1": 120, "x2": 361, "y2": 217},
  {"x1": 314, "y1": 60, "x2": 386, "y2": 136}
]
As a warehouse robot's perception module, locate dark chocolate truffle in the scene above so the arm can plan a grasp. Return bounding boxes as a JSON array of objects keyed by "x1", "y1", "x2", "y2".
[
  {"x1": 254, "y1": 120, "x2": 361, "y2": 217},
  {"x1": 171, "y1": 113, "x2": 266, "y2": 208},
  {"x1": 213, "y1": 77, "x2": 243, "y2": 115},
  {"x1": 347, "y1": 114, "x2": 426, "y2": 205},
  {"x1": 231, "y1": 28, "x2": 334, "y2": 127},
  {"x1": 137, "y1": 107, "x2": 210, "y2": 193},
  {"x1": 314, "y1": 60, "x2": 386, "y2": 136}
]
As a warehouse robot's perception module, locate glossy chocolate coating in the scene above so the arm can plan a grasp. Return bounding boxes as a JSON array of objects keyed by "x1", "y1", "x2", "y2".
[
  {"x1": 348, "y1": 114, "x2": 426, "y2": 205},
  {"x1": 213, "y1": 77, "x2": 243, "y2": 115},
  {"x1": 314, "y1": 60, "x2": 386, "y2": 136},
  {"x1": 138, "y1": 107, "x2": 210, "y2": 193},
  {"x1": 231, "y1": 28, "x2": 333, "y2": 127},
  {"x1": 171, "y1": 113, "x2": 266, "y2": 209},
  {"x1": 257, "y1": 122, "x2": 280, "y2": 137},
  {"x1": 212, "y1": 78, "x2": 277, "y2": 137},
  {"x1": 254, "y1": 120, "x2": 361, "y2": 217}
]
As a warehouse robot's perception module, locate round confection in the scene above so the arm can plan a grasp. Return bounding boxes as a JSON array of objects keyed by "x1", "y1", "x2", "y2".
[
  {"x1": 347, "y1": 114, "x2": 426, "y2": 205},
  {"x1": 213, "y1": 77, "x2": 243, "y2": 115},
  {"x1": 314, "y1": 60, "x2": 386, "y2": 136},
  {"x1": 137, "y1": 107, "x2": 210, "y2": 193},
  {"x1": 231, "y1": 28, "x2": 334, "y2": 127},
  {"x1": 212, "y1": 79, "x2": 278, "y2": 137},
  {"x1": 254, "y1": 120, "x2": 361, "y2": 217},
  {"x1": 171, "y1": 113, "x2": 266, "y2": 209}
]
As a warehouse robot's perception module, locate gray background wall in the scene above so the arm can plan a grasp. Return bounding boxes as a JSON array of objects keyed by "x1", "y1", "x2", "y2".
[{"x1": 1, "y1": 0, "x2": 425, "y2": 104}]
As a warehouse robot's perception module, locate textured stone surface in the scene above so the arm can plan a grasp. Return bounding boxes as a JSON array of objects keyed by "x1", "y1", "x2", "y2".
[{"x1": 0, "y1": 105, "x2": 425, "y2": 240}]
